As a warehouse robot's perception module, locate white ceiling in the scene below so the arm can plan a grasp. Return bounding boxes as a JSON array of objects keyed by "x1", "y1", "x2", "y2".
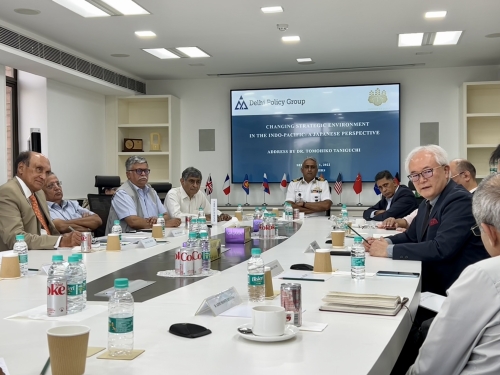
[{"x1": 1, "y1": 0, "x2": 500, "y2": 81}]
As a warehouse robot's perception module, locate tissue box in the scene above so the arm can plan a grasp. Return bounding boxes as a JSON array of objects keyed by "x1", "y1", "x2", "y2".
[
  {"x1": 210, "y1": 239, "x2": 221, "y2": 261},
  {"x1": 225, "y1": 226, "x2": 252, "y2": 243},
  {"x1": 253, "y1": 219, "x2": 263, "y2": 232}
]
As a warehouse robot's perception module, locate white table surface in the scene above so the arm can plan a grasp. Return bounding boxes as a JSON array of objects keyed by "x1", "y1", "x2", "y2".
[{"x1": 0, "y1": 218, "x2": 420, "y2": 375}]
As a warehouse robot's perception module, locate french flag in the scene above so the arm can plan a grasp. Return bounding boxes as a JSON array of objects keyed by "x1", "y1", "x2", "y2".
[{"x1": 222, "y1": 174, "x2": 230, "y2": 195}]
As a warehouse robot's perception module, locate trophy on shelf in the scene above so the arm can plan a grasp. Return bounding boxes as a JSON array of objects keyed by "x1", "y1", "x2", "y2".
[
  {"x1": 123, "y1": 138, "x2": 143, "y2": 152},
  {"x1": 150, "y1": 133, "x2": 161, "y2": 151}
]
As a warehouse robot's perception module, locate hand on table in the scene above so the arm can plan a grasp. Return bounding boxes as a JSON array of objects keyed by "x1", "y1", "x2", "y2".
[
  {"x1": 147, "y1": 217, "x2": 158, "y2": 226},
  {"x1": 367, "y1": 237, "x2": 389, "y2": 258},
  {"x1": 363, "y1": 237, "x2": 376, "y2": 251},
  {"x1": 60, "y1": 231, "x2": 82, "y2": 247},
  {"x1": 166, "y1": 218, "x2": 182, "y2": 227},
  {"x1": 374, "y1": 210, "x2": 386, "y2": 216},
  {"x1": 218, "y1": 214, "x2": 232, "y2": 222},
  {"x1": 381, "y1": 217, "x2": 397, "y2": 228}
]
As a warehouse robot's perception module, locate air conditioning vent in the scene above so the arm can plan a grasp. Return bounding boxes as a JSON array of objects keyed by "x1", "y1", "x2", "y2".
[{"x1": 0, "y1": 25, "x2": 146, "y2": 94}]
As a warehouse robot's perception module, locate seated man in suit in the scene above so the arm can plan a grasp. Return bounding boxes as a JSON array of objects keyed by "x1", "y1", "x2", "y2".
[
  {"x1": 42, "y1": 172, "x2": 102, "y2": 233},
  {"x1": 365, "y1": 145, "x2": 489, "y2": 296},
  {"x1": 0, "y1": 151, "x2": 81, "y2": 251},
  {"x1": 449, "y1": 158, "x2": 478, "y2": 193},
  {"x1": 286, "y1": 157, "x2": 332, "y2": 217},
  {"x1": 407, "y1": 173, "x2": 500, "y2": 374},
  {"x1": 165, "y1": 167, "x2": 232, "y2": 221},
  {"x1": 363, "y1": 170, "x2": 417, "y2": 221},
  {"x1": 106, "y1": 156, "x2": 181, "y2": 234},
  {"x1": 490, "y1": 144, "x2": 500, "y2": 171}
]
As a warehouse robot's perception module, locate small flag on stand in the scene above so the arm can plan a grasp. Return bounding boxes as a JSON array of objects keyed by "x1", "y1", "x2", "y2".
[
  {"x1": 263, "y1": 173, "x2": 270, "y2": 194},
  {"x1": 374, "y1": 182, "x2": 381, "y2": 195},
  {"x1": 334, "y1": 173, "x2": 343, "y2": 195},
  {"x1": 242, "y1": 174, "x2": 250, "y2": 195},
  {"x1": 223, "y1": 174, "x2": 231, "y2": 195},
  {"x1": 204, "y1": 174, "x2": 213, "y2": 195},
  {"x1": 280, "y1": 173, "x2": 288, "y2": 193},
  {"x1": 353, "y1": 173, "x2": 363, "y2": 194}
]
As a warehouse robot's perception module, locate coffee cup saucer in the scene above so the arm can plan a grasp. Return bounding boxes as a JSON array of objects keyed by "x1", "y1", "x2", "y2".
[{"x1": 236, "y1": 323, "x2": 299, "y2": 342}]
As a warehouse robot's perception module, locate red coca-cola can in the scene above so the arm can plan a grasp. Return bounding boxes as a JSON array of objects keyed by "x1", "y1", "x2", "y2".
[
  {"x1": 185, "y1": 216, "x2": 192, "y2": 229},
  {"x1": 179, "y1": 248, "x2": 194, "y2": 276},
  {"x1": 81, "y1": 232, "x2": 92, "y2": 252},
  {"x1": 47, "y1": 278, "x2": 67, "y2": 316}
]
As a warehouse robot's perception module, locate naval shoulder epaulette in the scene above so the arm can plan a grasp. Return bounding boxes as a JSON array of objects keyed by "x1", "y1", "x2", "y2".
[{"x1": 292, "y1": 177, "x2": 303, "y2": 182}]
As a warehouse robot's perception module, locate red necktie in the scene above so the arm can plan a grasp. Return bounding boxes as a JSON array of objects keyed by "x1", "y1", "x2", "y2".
[{"x1": 29, "y1": 194, "x2": 51, "y2": 235}]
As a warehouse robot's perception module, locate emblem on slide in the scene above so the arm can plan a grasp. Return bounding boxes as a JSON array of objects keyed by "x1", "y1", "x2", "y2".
[
  {"x1": 368, "y1": 88, "x2": 388, "y2": 106},
  {"x1": 235, "y1": 96, "x2": 248, "y2": 110}
]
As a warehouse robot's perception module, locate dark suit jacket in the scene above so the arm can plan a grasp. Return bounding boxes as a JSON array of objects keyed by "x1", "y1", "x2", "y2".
[
  {"x1": 0, "y1": 178, "x2": 60, "y2": 251},
  {"x1": 388, "y1": 181, "x2": 489, "y2": 296},
  {"x1": 363, "y1": 185, "x2": 417, "y2": 221}
]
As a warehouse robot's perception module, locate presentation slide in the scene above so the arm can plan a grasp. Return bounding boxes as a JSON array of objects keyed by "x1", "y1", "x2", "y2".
[{"x1": 231, "y1": 84, "x2": 400, "y2": 183}]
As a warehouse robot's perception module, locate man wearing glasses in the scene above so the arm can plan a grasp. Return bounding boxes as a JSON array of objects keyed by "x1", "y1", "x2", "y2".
[
  {"x1": 42, "y1": 172, "x2": 102, "y2": 233},
  {"x1": 449, "y1": 159, "x2": 478, "y2": 193},
  {"x1": 365, "y1": 145, "x2": 488, "y2": 296},
  {"x1": 106, "y1": 156, "x2": 181, "y2": 234},
  {"x1": 165, "y1": 167, "x2": 232, "y2": 221}
]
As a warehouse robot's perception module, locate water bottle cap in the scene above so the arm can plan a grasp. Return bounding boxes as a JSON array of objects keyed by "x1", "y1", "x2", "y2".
[
  {"x1": 114, "y1": 278, "x2": 129, "y2": 289},
  {"x1": 189, "y1": 232, "x2": 197, "y2": 239},
  {"x1": 15, "y1": 234, "x2": 25, "y2": 241},
  {"x1": 52, "y1": 255, "x2": 63, "y2": 262},
  {"x1": 342, "y1": 204, "x2": 346, "y2": 208},
  {"x1": 200, "y1": 232, "x2": 208, "y2": 238},
  {"x1": 158, "y1": 214, "x2": 164, "y2": 218},
  {"x1": 74, "y1": 253, "x2": 83, "y2": 261},
  {"x1": 113, "y1": 220, "x2": 120, "y2": 225},
  {"x1": 68, "y1": 255, "x2": 79, "y2": 263},
  {"x1": 251, "y1": 248, "x2": 262, "y2": 256},
  {"x1": 354, "y1": 236, "x2": 363, "y2": 242}
]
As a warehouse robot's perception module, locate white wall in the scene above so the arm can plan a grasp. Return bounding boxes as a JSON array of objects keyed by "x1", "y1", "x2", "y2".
[
  {"x1": 0, "y1": 65, "x2": 7, "y2": 184},
  {"x1": 18, "y1": 71, "x2": 48, "y2": 154},
  {"x1": 46, "y1": 79, "x2": 106, "y2": 199},
  {"x1": 146, "y1": 65, "x2": 498, "y2": 207}
]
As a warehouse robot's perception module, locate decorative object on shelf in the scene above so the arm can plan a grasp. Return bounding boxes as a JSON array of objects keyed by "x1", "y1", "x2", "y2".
[
  {"x1": 150, "y1": 133, "x2": 161, "y2": 151},
  {"x1": 123, "y1": 138, "x2": 143, "y2": 152}
]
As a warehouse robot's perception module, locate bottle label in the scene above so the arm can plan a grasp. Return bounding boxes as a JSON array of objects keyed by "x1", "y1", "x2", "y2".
[
  {"x1": 248, "y1": 274, "x2": 264, "y2": 286},
  {"x1": 202, "y1": 252, "x2": 211, "y2": 261},
  {"x1": 351, "y1": 257, "x2": 365, "y2": 267},
  {"x1": 18, "y1": 254, "x2": 28, "y2": 264},
  {"x1": 82, "y1": 280, "x2": 87, "y2": 292},
  {"x1": 109, "y1": 317, "x2": 134, "y2": 333},
  {"x1": 67, "y1": 283, "x2": 83, "y2": 296}
]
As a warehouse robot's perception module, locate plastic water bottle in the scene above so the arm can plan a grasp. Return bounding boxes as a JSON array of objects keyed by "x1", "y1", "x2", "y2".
[
  {"x1": 48, "y1": 255, "x2": 66, "y2": 277},
  {"x1": 248, "y1": 248, "x2": 265, "y2": 302},
  {"x1": 351, "y1": 236, "x2": 365, "y2": 280},
  {"x1": 199, "y1": 217, "x2": 208, "y2": 238},
  {"x1": 200, "y1": 232, "x2": 211, "y2": 274},
  {"x1": 74, "y1": 254, "x2": 87, "y2": 309},
  {"x1": 284, "y1": 202, "x2": 293, "y2": 221},
  {"x1": 236, "y1": 204, "x2": 242, "y2": 212},
  {"x1": 254, "y1": 207, "x2": 261, "y2": 219},
  {"x1": 111, "y1": 220, "x2": 122, "y2": 240},
  {"x1": 157, "y1": 214, "x2": 166, "y2": 237},
  {"x1": 108, "y1": 278, "x2": 134, "y2": 357},
  {"x1": 13, "y1": 234, "x2": 28, "y2": 277},
  {"x1": 190, "y1": 218, "x2": 200, "y2": 237},
  {"x1": 65, "y1": 255, "x2": 84, "y2": 314},
  {"x1": 341, "y1": 204, "x2": 349, "y2": 230},
  {"x1": 198, "y1": 206, "x2": 205, "y2": 219}
]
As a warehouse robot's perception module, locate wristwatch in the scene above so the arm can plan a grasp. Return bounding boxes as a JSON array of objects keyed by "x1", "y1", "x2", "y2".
[{"x1": 302, "y1": 201, "x2": 306, "y2": 207}]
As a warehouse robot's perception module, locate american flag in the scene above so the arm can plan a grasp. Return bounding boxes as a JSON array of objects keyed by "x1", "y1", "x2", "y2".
[
  {"x1": 334, "y1": 172, "x2": 343, "y2": 195},
  {"x1": 204, "y1": 174, "x2": 213, "y2": 195}
]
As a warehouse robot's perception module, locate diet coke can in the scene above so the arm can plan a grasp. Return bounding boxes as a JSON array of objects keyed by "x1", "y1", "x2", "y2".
[
  {"x1": 47, "y1": 278, "x2": 67, "y2": 316},
  {"x1": 81, "y1": 232, "x2": 92, "y2": 252},
  {"x1": 281, "y1": 283, "x2": 302, "y2": 327},
  {"x1": 185, "y1": 216, "x2": 192, "y2": 230},
  {"x1": 293, "y1": 209, "x2": 300, "y2": 220},
  {"x1": 192, "y1": 247, "x2": 202, "y2": 275},
  {"x1": 175, "y1": 246, "x2": 184, "y2": 275},
  {"x1": 179, "y1": 248, "x2": 194, "y2": 276}
]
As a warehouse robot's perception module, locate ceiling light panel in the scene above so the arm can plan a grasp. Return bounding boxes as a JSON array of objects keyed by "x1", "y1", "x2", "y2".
[
  {"x1": 433, "y1": 31, "x2": 462, "y2": 45},
  {"x1": 143, "y1": 48, "x2": 180, "y2": 59},
  {"x1": 425, "y1": 11, "x2": 447, "y2": 18},
  {"x1": 261, "y1": 6, "x2": 283, "y2": 13},
  {"x1": 176, "y1": 47, "x2": 210, "y2": 58},
  {"x1": 100, "y1": 0, "x2": 149, "y2": 15},
  {"x1": 52, "y1": 0, "x2": 109, "y2": 17},
  {"x1": 135, "y1": 31, "x2": 156, "y2": 37},
  {"x1": 398, "y1": 33, "x2": 424, "y2": 47},
  {"x1": 282, "y1": 36, "x2": 300, "y2": 42},
  {"x1": 297, "y1": 58, "x2": 312, "y2": 62}
]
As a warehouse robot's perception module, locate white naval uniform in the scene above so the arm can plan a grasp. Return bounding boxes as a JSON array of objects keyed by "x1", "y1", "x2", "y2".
[{"x1": 285, "y1": 177, "x2": 332, "y2": 217}]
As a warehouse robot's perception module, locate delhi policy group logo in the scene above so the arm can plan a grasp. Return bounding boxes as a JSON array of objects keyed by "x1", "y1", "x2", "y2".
[
  {"x1": 368, "y1": 88, "x2": 388, "y2": 106},
  {"x1": 235, "y1": 96, "x2": 248, "y2": 110}
]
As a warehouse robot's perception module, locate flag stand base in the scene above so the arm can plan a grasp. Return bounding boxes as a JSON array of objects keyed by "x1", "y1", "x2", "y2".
[
  {"x1": 225, "y1": 203, "x2": 231, "y2": 206},
  {"x1": 337, "y1": 203, "x2": 342, "y2": 206},
  {"x1": 262, "y1": 203, "x2": 268, "y2": 206},
  {"x1": 356, "y1": 203, "x2": 363, "y2": 206},
  {"x1": 243, "y1": 203, "x2": 250, "y2": 206}
]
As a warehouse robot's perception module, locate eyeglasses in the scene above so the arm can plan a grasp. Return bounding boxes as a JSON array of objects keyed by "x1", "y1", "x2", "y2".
[
  {"x1": 127, "y1": 168, "x2": 151, "y2": 175},
  {"x1": 450, "y1": 172, "x2": 464, "y2": 179},
  {"x1": 46, "y1": 181, "x2": 62, "y2": 190},
  {"x1": 407, "y1": 165, "x2": 444, "y2": 182},
  {"x1": 471, "y1": 224, "x2": 482, "y2": 236}
]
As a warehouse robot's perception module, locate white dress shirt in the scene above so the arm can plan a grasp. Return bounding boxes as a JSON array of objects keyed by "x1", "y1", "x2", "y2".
[{"x1": 165, "y1": 186, "x2": 218, "y2": 218}]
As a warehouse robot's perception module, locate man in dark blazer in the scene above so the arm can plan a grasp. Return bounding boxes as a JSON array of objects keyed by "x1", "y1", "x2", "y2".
[
  {"x1": 362, "y1": 170, "x2": 417, "y2": 221},
  {"x1": 0, "y1": 151, "x2": 81, "y2": 251},
  {"x1": 365, "y1": 146, "x2": 488, "y2": 296}
]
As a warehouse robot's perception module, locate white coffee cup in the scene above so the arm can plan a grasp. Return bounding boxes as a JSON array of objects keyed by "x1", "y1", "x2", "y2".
[
  {"x1": 252, "y1": 306, "x2": 286, "y2": 337},
  {"x1": 355, "y1": 218, "x2": 366, "y2": 227}
]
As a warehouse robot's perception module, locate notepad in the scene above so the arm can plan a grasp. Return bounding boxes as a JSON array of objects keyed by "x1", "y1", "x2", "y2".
[{"x1": 320, "y1": 291, "x2": 406, "y2": 316}]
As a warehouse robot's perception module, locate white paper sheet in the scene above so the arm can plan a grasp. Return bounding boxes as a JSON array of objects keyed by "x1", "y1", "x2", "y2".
[
  {"x1": 277, "y1": 270, "x2": 335, "y2": 282},
  {"x1": 299, "y1": 321, "x2": 328, "y2": 332},
  {"x1": 5, "y1": 304, "x2": 107, "y2": 322}
]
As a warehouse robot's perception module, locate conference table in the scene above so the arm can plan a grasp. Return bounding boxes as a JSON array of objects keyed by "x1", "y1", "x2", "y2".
[{"x1": 0, "y1": 217, "x2": 421, "y2": 375}]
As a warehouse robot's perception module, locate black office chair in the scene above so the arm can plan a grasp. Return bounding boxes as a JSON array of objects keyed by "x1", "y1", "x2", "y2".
[
  {"x1": 87, "y1": 194, "x2": 113, "y2": 237},
  {"x1": 95, "y1": 175, "x2": 120, "y2": 195},
  {"x1": 150, "y1": 182, "x2": 172, "y2": 204}
]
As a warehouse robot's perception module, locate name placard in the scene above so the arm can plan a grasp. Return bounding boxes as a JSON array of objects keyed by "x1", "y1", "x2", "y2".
[
  {"x1": 195, "y1": 286, "x2": 242, "y2": 316},
  {"x1": 211, "y1": 199, "x2": 218, "y2": 225},
  {"x1": 304, "y1": 240, "x2": 321, "y2": 253},
  {"x1": 265, "y1": 260, "x2": 284, "y2": 277},
  {"x1": 168, "y1": 229, "x2": 185, "y2": 237},
  {"x1": 139, "y1": 238, "x2": 157, "y2": 248}
]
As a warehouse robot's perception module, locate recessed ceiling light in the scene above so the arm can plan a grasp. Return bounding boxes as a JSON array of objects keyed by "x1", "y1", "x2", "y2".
[
  {"x1": 415, "y1": 51, "x2": 433, "y2": 55},
  {"x1": 261, "y1": 6, "x2": 283, "y2": 13},
  {"x1": 135, "y1": 31, "x2": 156, "y2": 37},
  {"x1": 282, "y1": 36, "x2": 300, "y2": 42},
  {"x1": 433, "y1": 31, "x2": 462, "y2": 45},
  {"x1": 111, "y1": 53, "x2": 130, "y2": 57},
  {"x1": 100, "y1": 0, "x2": 149, "y2": 15},
  {"x1": 176, "y1": 47, "x2": 210, "y2": 58},
  {"x1": 52, "y1": 0, "x2": 109, "y2": 17},
  {"x1": 14, "y1": 8, "x2": 41, "y2": 15},
  {"x1": 485, "y1": 33, "x2": 500, "y2": 38},
  {"x1": 425, "y1": 11, "x2": 447, "y2": 18},
  {"x1": 143, "y1": 48, "x2": 180, "y2": 59},
  {"x1": 398, "y1": 33, "x2": 424, "y2": 47},
  {"x1": 189, "y1": 63, "x2": 205, "y2": 67},
  {"x1": 296, "y1": 58, "x2": 312, "y2": 62}
]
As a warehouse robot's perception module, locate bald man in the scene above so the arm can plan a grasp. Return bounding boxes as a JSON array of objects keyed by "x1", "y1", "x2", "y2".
[{"x1": 449, "y1": 159, "x2": 478, "y2": 194}]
